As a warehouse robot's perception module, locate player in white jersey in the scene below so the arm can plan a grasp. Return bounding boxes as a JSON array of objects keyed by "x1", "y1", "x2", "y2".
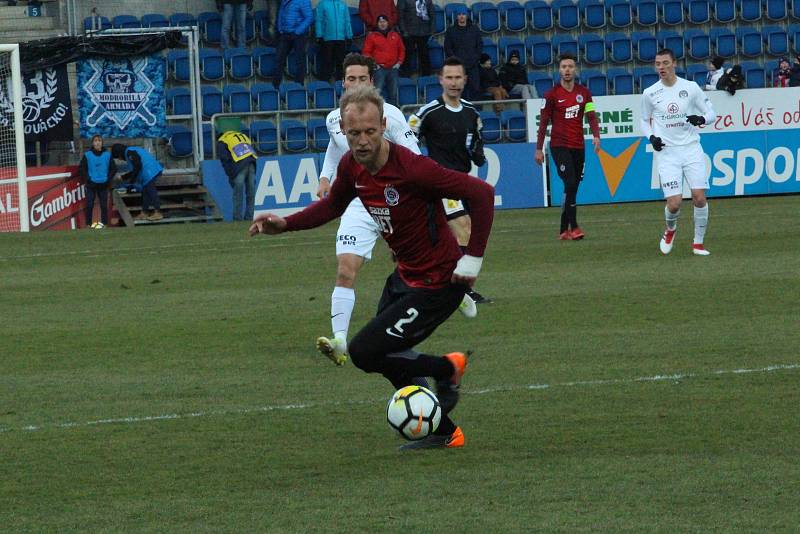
[
  {"x1": 315, "y1": 54, "x2": 477, "y2": 367},
  {"x1": 641, "y1": 48, "x2": 716, "y2": 256}
]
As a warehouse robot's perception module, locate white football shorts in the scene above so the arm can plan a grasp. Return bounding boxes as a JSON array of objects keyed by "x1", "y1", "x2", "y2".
[
  {"x1": 335, "y1": 198, "x2": 380, "y2": 260},
  {"x1": 656, "y1": 141, "x2": 708, "y2": 197},
  {"x1": 442, "y1": 198, "x2": 467, "y2": 220}
]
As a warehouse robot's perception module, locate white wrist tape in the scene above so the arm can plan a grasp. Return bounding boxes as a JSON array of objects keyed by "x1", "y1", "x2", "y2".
[{"x1": 453, "y1": 255, "x2": 482, "y2": 278}]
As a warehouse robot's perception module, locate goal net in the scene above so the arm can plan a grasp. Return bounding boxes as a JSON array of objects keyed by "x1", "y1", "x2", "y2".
[{"x1": 0, "y1": 44, "x2": 28, "y2": 232}]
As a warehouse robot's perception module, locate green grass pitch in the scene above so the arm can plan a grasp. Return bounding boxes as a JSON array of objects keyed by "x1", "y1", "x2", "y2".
[{"x1": 2, "y1": 196, "x2": 799, "y2": 531}]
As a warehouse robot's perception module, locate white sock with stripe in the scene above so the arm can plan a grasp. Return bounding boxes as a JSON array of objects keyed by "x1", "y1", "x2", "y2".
[
  {"x1": 693, "y1": 204, "x2": 708, "y2": 245},
  {"x1": 331, "y1": 286, "x2": 355, "y2": 344}
]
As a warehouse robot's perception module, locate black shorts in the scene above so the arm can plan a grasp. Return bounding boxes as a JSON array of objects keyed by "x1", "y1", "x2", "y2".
[
  {"x1": 550, "y1": 146, "x2": 585, "y2": 189},
  {"x1": 349, "y1": 269, "x2": 468, "y2": 360}
]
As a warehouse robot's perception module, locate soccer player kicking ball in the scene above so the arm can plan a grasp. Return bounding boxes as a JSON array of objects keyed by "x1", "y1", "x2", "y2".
[
  {"x1": 316, "y1": 54, "x2": 478, "y2": 369},
  {"x1": 641, "y1": 48, "x2": 716, "y2": 256},
  {"x1": 250, "y1": 86, "x2": 494, "y2": 450}
]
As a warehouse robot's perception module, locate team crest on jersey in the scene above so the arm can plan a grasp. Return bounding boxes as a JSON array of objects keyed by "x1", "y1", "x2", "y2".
[
  {"x1": 667, "y1": 103, "x2": 679, "y2": 114},
  {"x1": 679, "y1": 90, "x2": 688, "y2": 98},
  {"x1": 576, "y1": 94, "x2": 584, "y2": 103},
  {"x1": 384, "y1": 185, "x2": 399, "y2": 206},
  {"x1": 559, "y1": 164, "x2": 566, "y2": 172}
]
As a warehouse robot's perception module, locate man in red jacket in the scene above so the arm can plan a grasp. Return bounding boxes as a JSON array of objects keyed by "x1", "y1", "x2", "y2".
[
  {"x1": 359, "y1": 0, "x2": 398, "y2": 31},
  {"x1": 362, "y1": 15, "x2": 405, "y2": 106}
]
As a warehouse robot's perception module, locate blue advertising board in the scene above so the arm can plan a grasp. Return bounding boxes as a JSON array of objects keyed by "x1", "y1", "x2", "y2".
[{"x1": 203, "y1": 143, "x2": 546, "y2": 221}]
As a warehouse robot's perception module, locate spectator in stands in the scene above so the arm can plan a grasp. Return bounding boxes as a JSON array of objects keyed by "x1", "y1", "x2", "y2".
[
  {"x1": 478, "y1": 53, "x2": 507, "y2": 112},
  {"x1": 363, "y1": 15, "x2": 405, "y2": 106},
  {"x1": 79, "y1": 134, "x2": 116, "y2": 228},
  {"x1": 273, "y1": 0, "x2": 314, "y2": 88},
  {"x1": 359, "y1": 0, "x2": 398, "y2": 32},
  {"x1": 217, "y1": 130, "x2": 257, "y2": 221},
  {"x1": 704, "y1": 56, "x2": 725, "y2": 91},
  {"x1": 773, "y1": 57, "x2": 791, "y2": 88},
  {"x1": 397, "y1": 0, "x2": 434, "y2": 76},
  {"x1": 218, "y1": 0, "x2": 253, "y2": 50},
  {"x1": 717, "y1": 64, "x2": 745, "y2": 95},
  {"x1": 111, "y1": 144, "x2": 164, "y2": 221},
  {"x1": 444, "y1": 5, "x2": 482, "y2": 99},
  {"x1": 499, "y1": 50, "x2": 537, "y2": 100},
  {"x1": 315, "y1": 0, "x2": 352, "y2": 83},
  {"x1": 789, "y1": 54, "x2": 800, "y2": 87}
]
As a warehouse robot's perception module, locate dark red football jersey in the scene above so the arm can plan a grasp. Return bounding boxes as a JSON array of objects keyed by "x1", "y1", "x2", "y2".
[
  {"x1": 536, "y1": 83, "x2": 597, "y2": 150},
  {"x1": 285, "y1": 144, "x2": 494, "y2": 288}
]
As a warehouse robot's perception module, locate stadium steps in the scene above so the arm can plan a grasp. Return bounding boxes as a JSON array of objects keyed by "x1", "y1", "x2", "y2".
[
  {"x1": 112, "y1": 182, "x2": 223, "y2": 227},
  {"x1": 0, "y1": 4, "x2": 62, "y2": 44}
]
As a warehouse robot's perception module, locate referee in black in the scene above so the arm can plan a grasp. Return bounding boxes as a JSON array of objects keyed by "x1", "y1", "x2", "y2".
[{"x1": 408, "y1": 56, "x2": 491, "y2": 305}]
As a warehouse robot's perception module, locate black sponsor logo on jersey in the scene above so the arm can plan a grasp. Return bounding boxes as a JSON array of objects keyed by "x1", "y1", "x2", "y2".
[{"x1": 384, "y1": 185, "x2": 399, "y2": 206}]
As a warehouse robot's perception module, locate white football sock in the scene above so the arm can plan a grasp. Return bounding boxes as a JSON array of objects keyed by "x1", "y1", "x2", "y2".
[
  {"x1": 665, "y1": 206, "x2": 680, "y2": 231},
  {"x1": 693, "y1": 204, "x2": 708, "y2": 244},
  {"x1": 331, "y1": 286, "x2": 355, "y2": 342}
]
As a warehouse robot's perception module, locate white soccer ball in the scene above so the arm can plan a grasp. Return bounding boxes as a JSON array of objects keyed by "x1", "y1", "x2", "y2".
[{"x1": 387, "y1": 385, "x2": 441, "y2": 441}]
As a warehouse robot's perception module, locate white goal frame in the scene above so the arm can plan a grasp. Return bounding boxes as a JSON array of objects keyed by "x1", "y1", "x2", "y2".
[{"x1": 1, "y1": 43, "x2": 28, "y2": 232}]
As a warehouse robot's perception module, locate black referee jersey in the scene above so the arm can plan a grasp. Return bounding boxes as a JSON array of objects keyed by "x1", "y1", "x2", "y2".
[{"x1": 409, "y1": 97, "x2": 486, "y2": 173}]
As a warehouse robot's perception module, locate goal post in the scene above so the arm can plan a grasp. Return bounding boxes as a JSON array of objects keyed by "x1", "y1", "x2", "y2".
[{"x1": 0, "y1": 43, "x2": 29, "y2": 232}]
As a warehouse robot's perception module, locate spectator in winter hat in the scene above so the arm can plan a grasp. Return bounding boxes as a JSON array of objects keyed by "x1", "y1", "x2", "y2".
[
  {"x1": 444, "y1": 4, "x2": 482, "y2": 99},
  {"x1": 774, "y1": 57, "x2": 791, "y2": 87},
  {"x1": 499, "y1": 50, "x2": 537, "y2": 100},
  {"x1": 705, "y1": 56, "x2": 725, "y2": 91},
  {"x1": 478, "y1": 53, "x2": 508, "y2": 112}
]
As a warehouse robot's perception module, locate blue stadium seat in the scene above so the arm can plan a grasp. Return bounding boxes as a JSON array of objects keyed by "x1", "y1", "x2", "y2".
[
  {"x1": 307, "y1": 118, "x2": 330, "y2": 151},
  {"x1": 166, "y1": 125, "x2": 193, "y2": 158},
  {"x1": 167, "y1": 50, "x2": 190, "y2": 82},
  {"x1": 737, "y1": 27, "x2": 763, "y2": 57},
  {"x1": 253, "y1": 47, "x2": 278, "y2": 78},
  {"x1": 428, "y1": 40, "x2": 445, "y2": 70},
  {"x1": 710, "y1": 28, "x2": 737, "y2": 57},
  {"x1": 415, "y1": 75, "x2": 438, "y2": 103},
  {"x1": 482, "y1": 37, "x2": 499, "y2": 66},
  {"x1": 579, "y1": 34, "x2": 606, "y2": 64},
  {"x1": 741, "y1": 61, "x2": 767, "y2": 88},
  {"x1": 608, "y1": 67, "x2": 635, "y2": 94},
  {"x1": 250, "y1": 120, "x2": 278, "y2": 153},
  {"x1": 499, "y1": 36, "x2": 526, "y2": 63},
  {"x1": 659, "y1": 0, "x2": 685, "y2": 25},
  {"x1": 607, "y1": 0, "x2": 633, "y2": 26},
  {"x1": 737, "y1": 0, "x2": 762, "y2": 22},
  {"x1": 525, "y1": 0, "x2": 554, "y2": 30},
  {"x1": 472, "y1": 2, "x2": 501, "y2": 33},
  {"x1": 580, "y1": 0, "x2": 607, "y2": 29},
  {"x1": 170, "y1": 12, "x2": 196, "y2": 28},
  {"x1": 112, "y1": 15, "x2": 140, "y2": 29},
  {"x1": 632, "y1": 0, "x2": 659, "y2": 25},
  {"x1": 279, "y1": 82, "x2": 309, "y2": 110},
  {"x1": 307, "y1": 81, "x2": 336, "y2": 109},
  {"x1": 552, "y1": 0, "x2": 580, "y2": 30},
  {"x1": 433, "y1": 5, "x2": 446, "y2": 34},
  {"x1": 199, "y1": 49, "x2": 225, "y2": 81},
  {"x1": 526, "y1": 35, "x2": 552, "y2": 67},
  {"x1": 789, "y1": 24, "x2": 800, "y2": 53},
  {"x1": 83, "y1": 15, "x2": 111, "y2": 32},
  {"x1": 632, "y1": 31, "x2": 658, "y2": 61},
  {"x1": 498, "y1": 1, "x2": 527, "y2": 31},
  {"x1": 792, "y1": 0, "x2": 800, "y2": 20},
  {"x1": 445, "y1": 3, "x2": 469, "y2": 25},
  {"x1": 634, "y1": 66, "x2": 659, "y2": 90},
  {"x1": 201, "y1": 86, "x2": 223, "y2": 119},
  {"x1": 712, "y1": 0, "x2": 736, "y2": 22},
  {"x1": 398, "y1": 78, "x2": 418, "y2": 106},
  {"x1": 166, "y1": 87, "x2": 192, "y2": 116},
  {"x1": 529, "y1": 71, "x2": 555, "y2": 95},
  {"x1": 685, "y1": 29, "x2": 711, "y2": 60},
  {"x1": 552, "y1": 34, "x2": 578, "y2": 59},
  {"x1": 243, "y1": 13, "x2": 257, "y2": 43},
  {"x1": 500, "y1": 110, "x2": 527, "y2": 142},
  {"x1": 224, "y1": 48, "x2": 254, "y2": 80},
  {"x1": 223, "y1": 84, "x2": 251, "y2": 113},
  {"x1": 581, "y1": 69, "x2": 607, "y2": 96},
  {"x1": 286, "y1": 46, "x2": 307, "y2": 82},
  {"x1": 251, "y1": 83, "x2": 279, "y2": 112},
  {"x1": 685, "y1": 0, "x2": 710, "y2": 24},
  {"x1": 202, "y1": 124, "x2": 213, "y2": 157},
  {"x1": 766, "y1": 0, "x2": 788, "y2": 21},
  {"x1": 281, "y1": 119, "x2": 308, "y2": 152},
  {"x1": 198, "y1": 12, "x2": 222, "y2": 44},
  {"x1": 658, "y1": 30, "x2": 684, "y2": 59},
  {"x1": 349, "y1": 7, "x2": 365, "y2": 38},
  {"x1": 479, "y1": 111, "x2": 502, "y2": 143},
  {"x1": 606, "y1": 32, "x2": 633, "y2": 63},
  {"x1": 686, "y1": 63, "x2": 708, "y2": 86},
  {"x1": 141, "y1": 13, "x2": 169, "y2": 28},
  {"x1": 763, "y1": 26, "x2": 789, "y2": 56}
]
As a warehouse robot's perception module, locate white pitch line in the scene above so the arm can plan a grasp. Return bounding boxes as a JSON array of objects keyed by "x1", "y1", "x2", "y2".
[{"x1": 1, "y1": 363, "x2": 798, "y2": 434}]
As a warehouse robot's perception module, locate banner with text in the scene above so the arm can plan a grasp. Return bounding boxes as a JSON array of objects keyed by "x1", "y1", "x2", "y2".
[{"x1": 0, "y1": 64, "x2": 74, "y2": 142}]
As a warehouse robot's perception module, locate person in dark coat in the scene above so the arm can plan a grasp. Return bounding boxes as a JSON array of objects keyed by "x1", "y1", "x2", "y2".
[
  {"x1": 499, "y1": 50, "x2": 536, "y2": 99},
  {"x1": 444, "y1": 4, "x2": 482, "y2": 99},
  {"x1": 397, "y1": 0, "x2": 434, "y2": 76},
  {"x1": 478, "y1": 53, "x2": 507, "y2": 112}
]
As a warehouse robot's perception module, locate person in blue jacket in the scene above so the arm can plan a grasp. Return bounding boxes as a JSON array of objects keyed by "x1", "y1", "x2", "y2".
[
  {"x1": 111, "y1": 143, "x2": 164, "y2": 222},
  {"x1": 315, "y1": 0, "x2": 352, "y2": 83},
  {"x1": 79, "y1": 135, "x2": 117, "y2": 228},
  {"x1": 273, "y1": 0, "x2": 314, "y2": 87}
]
